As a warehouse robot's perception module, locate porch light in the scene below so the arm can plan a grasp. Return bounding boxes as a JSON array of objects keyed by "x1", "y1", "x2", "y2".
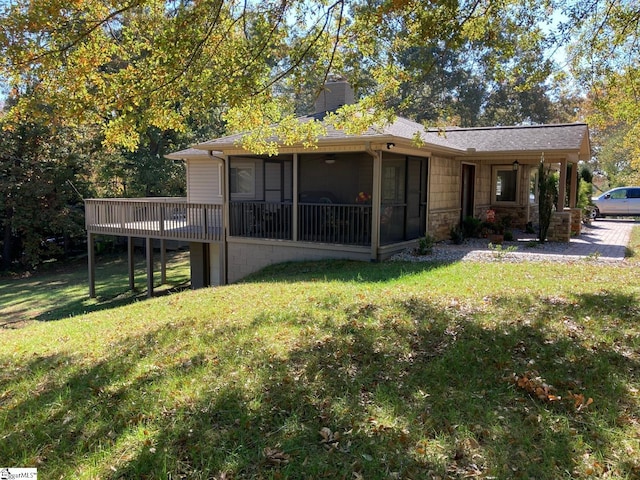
[
  {"x1": 325, "y1": 158, "x2": 336, "y2": 164},
  {"x1": 386, "y1": 142, "x2": 395, "y2": 150},
  {"x1": 512, "y1": 160, "x2": 520, "y2": 171}
]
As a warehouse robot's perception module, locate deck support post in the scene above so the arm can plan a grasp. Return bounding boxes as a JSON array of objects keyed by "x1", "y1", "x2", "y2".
[
  {"x1": 128, "y1": 236, "x2": 135, "y2": 291},
  {"x1": 160, "y1": 239, "x2": 167, "y2": 284},
  {"x1": 146, "y1": 237, "x2": 154, "y2": 297},
  {"x1": 88, "y1": 232, "x2": 96, "y2": 298}
]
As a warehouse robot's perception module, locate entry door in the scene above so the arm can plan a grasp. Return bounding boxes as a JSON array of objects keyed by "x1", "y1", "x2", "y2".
[{"x1": 461, "y1": 164, "x2": 475, "y2": 221}]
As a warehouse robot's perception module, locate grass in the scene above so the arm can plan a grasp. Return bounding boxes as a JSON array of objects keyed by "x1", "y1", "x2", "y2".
[
  {"x1": 0, "y1": 241, "x2": 639, "y2": 478},
  {"x1": 0, "y1": 249, "x2": 190, "y2": 326}
]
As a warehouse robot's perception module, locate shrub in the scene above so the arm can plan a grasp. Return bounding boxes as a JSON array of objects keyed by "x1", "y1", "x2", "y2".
[
  {"x1": 461, "y1": 216, "x2": 482, "y2": 238},
  {"x1": 417, "y1": 235, "x2": 435, "y2": 255},
  {"x1": 450, "y1": 226, "x2": 465, "y2": 245}
]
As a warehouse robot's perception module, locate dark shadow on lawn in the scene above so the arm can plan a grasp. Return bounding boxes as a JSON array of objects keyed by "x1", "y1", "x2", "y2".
[
  {"x1": 0, "y1": 251, "x2": 191, "y2": 324},
  {"x1": 2, "y1": 290, "x2": 638, "y2": 478}
]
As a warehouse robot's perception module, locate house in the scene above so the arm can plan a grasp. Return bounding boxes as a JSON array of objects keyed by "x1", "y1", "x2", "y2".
[{"x1": 85, "y1": 81, "x2": 590, "y2": 296}]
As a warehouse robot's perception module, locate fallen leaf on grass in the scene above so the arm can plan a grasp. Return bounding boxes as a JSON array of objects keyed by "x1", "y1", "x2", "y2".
[
  {"x1": 319, "y1": 427, "x2": 341, "y2": 450},
  {"x1": 264, "y1": 446, "x2": 290, "y2": 465}
]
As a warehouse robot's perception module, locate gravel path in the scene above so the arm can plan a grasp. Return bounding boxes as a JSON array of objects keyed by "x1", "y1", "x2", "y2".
[{"x1": 390, "y1": 220, "x2": 637, "y2": 264}]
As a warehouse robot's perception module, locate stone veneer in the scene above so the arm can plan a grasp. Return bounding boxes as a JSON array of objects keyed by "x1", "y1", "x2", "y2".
[
  {"x1": 547, "y1": 211, "x2": 572, "y2": 242},
  {"x1": 566, "y1": 207, "x2": 582, "y2": 236}
]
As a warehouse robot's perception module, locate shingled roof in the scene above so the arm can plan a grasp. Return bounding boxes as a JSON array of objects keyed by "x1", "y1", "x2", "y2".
[{"x1": 188, "y1": 113, "x2": 589, "y2": 158}]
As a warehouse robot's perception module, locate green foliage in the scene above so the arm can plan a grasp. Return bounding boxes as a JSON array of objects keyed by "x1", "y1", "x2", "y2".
[
  {"x1": 538, "y1": 159, "x2": 558, "y2": 244},
  {"x1": 417, "y1": 234, "x2": 435, "y2": 255},
  {"x1": 450, "y1": 226, "x2": 465, "y2": 245},
  {"x1": 461, "y1": 216, "x2": 482, "y2": 238},
  {"x1": 0, "y1": 98, "x2": 92, "y2": 269}
]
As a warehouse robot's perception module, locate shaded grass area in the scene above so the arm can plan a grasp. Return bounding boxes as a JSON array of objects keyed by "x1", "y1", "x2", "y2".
[
  {"x1": 0, "y1": 249, "x2": 190, "y2": 325},
  {"x1": 0, "y1": 260, "x2": 639, "y2": 479}
]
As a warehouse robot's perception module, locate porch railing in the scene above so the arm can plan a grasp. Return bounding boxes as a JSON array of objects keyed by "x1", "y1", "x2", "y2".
[
  {"x1": 229, "y1": 202, "x2": 292, "y2": 239},
  {"x1": 229, "y1": 201, "x2": 371, "y2": 246},
  {"x1": 298, "y1": 203, "x2": 371, "y2": 246},
  {"x1": 85, "y1": 198, "x2": 224, "y2": 242}
]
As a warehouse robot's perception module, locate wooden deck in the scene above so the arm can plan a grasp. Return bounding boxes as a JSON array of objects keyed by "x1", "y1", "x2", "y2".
[{"x1": 85, "y1": 198, "x2": 224, "y2": 242}]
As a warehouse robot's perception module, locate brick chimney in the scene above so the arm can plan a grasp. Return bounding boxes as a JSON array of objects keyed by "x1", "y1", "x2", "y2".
[{"x1": 314, "y1": 80, "x2": 355, "y2": 114}]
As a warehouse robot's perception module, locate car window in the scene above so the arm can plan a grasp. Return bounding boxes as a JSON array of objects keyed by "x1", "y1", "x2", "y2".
[
  {"x1": 610, "y1": 189, "x2": 627, "y2": 199},
  {"x1": 627, "y1": 188, "x2": 640, "y2": 199}
]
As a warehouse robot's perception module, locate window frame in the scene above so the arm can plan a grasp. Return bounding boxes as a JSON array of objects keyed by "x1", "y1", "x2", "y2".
[
  {"x1": 229, "y1": 163, "x2": 256, "y2": 198},
  {"x1": 492, "y1": 165, "x2": 520, "y2": 205}
]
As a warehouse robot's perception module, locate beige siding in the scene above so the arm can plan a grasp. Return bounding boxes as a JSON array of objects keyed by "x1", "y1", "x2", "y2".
[
  {"x1": 428, "y1": 156, "x2": 460, "y2": 211},
  {"x1": 187, "y1": 158, "x2": 223, "y2": 204}
]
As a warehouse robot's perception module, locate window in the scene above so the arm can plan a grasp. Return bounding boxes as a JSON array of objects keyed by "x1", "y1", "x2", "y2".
[
  {"x1": 629, "y1": 188, "x2": 640, "y2": 199},
  {"x1": 610, "y1": 189, "x2": 627, "y2": 199},
  {"x1": 230, "y1": 164, "x2": 255, "y2": 197},
  {"x1": 493, "y1": 167, "x2": 518, "y2": 203},
  {"x1": 382, "y1": 164, "x2": 405, "y2": 202}
]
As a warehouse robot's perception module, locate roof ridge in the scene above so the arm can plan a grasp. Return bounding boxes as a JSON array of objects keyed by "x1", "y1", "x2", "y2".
[{"x1": 429, "y1": 123, "x2": 587, "y2": 132}]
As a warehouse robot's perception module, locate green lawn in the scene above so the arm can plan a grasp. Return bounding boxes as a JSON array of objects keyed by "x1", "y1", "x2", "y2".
[
  {"x1": 0, "y1": 249, "x2": 190, "y2": 326},
  {"x1": 0, "y1": 246, "x2": 639, "y2": 478}
]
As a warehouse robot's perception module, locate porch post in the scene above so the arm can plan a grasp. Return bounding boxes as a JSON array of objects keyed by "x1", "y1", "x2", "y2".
[
  {"x1": 160, "y1": 239, "x2": 167, "y2": 284},
  {"x1": 292, "y1": 153, "x2": 298, "y2": 242},
  {"x1": 146, "y1": 237, "x2": 154, "y2": 297},
  {"x1": 371, "y1": 148, "x2": 382, "y2": 261},
  {"x1": 128, "y1": 236, "x2": 135, "y2": 291},
  {"x1": 558, "y1": 159, "x2": 567, "y2": 211},
  {"x1": 88, "y1": 232, "x2": 96, "y2": 298},
  {"x1": 568, "y1": 154, "x2": 579, "y2": 208},
  {"x1": 222, "y1": 155, "x2": 230, "y2": 285}
]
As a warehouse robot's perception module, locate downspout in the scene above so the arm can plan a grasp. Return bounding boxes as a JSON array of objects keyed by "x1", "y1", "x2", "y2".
[{"x1": 366, "y1": 142, "x2": 382, "y2": 262}]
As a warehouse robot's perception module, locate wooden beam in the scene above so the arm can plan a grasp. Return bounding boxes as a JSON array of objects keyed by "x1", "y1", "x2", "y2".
[
  {"x1": 160, "y1": 239, "x2": 167, "y2": 285},
  {"x1": 88, "y1": 232, "x2": 96, "y2": 298},
  {"x1": 146, "y1": 237, "x2": 154, "y2": 298},
  {"x1": 128, "y1": 236, "x2": 135, "y2": 291}
]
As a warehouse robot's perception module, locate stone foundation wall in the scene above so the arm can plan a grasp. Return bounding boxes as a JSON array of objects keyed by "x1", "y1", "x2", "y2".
[
  {"x1": 547, "y1": 211, "x2": 571, "y2": 242},
  {"x1": 428, "y1": 209, "x2": 460, "y2": 241}
]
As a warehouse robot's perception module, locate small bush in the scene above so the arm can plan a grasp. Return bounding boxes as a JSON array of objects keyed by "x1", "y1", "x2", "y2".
[
  {"x1": 417, "y1": 235, "x2": 435, "y2": 255},
  {"x1": 450, "y1": 227, "x2": 465, "y2": 245},
  {"x1": 504, "y1": 231, "x2": 514, "y2": 242},
  {"x1": 462, "y1": 216, "x2": 482, "y2": 238}
]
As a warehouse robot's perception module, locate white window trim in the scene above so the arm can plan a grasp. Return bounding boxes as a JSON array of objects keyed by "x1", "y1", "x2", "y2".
[{"x1": 491, "y1": 165, "x2": 520, "y2": 205}]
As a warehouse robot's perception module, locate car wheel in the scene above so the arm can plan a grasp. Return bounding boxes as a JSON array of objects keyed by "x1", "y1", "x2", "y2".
[{"x1": 589, "y1": 207, "x2": 599, "y2": 220}]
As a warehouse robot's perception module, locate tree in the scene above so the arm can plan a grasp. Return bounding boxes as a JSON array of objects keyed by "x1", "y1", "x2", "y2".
[
  {"x1": 538, "y1": 157, "x2": 558, "y2": 243},
  {"x1": 562, "y1": 0, "x2": 640, "y2": 179},
  {"x1": 0, "y1": 97, "x2": 92, "y2": 269}
]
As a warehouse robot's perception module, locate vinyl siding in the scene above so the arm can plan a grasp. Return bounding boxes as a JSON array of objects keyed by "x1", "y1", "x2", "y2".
[{"x1": 187, "y1": 158, "x2": 223, "y2": 204}]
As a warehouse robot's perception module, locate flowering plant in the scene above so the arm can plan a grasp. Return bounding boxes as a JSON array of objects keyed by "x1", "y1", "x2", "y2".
[{"x1": 355, "y1": 192, "x2": 371, "y2": 204}]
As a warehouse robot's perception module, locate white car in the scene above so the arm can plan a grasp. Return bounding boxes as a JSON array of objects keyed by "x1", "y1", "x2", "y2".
[{"x1": 591, "y1": 187, "x2": 640, "y2": 218}]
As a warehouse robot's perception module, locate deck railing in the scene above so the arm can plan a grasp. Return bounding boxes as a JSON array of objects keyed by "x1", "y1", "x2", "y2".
[{"x1": 85, "y1": 198, "x2": 224, "y2": 242}]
